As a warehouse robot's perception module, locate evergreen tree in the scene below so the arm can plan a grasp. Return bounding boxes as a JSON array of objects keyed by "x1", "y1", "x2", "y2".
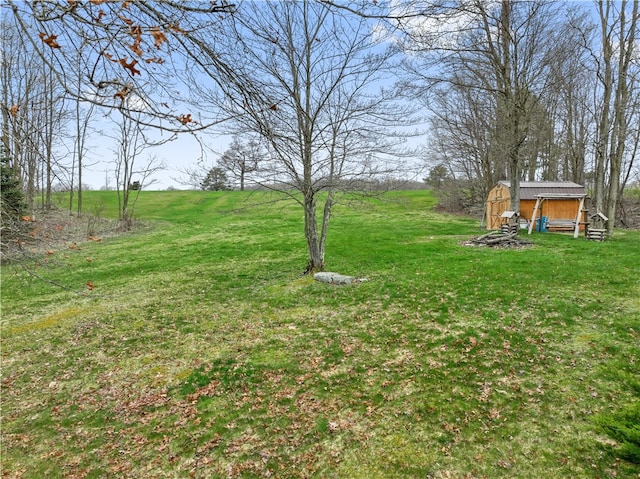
[
  {"x1": 200, "y1": 167, "x2": 231, "y2": 191},
  {"x1": 0, "y1": 150, "x2": 26, "y2": 223}
]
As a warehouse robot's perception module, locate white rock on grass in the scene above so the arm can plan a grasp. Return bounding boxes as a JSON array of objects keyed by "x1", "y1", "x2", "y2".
[{"x1": 313, "y1": 272, "x2": 367, "y2": 285}]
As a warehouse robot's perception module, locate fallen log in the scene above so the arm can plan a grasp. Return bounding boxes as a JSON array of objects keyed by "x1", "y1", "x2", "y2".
[
  {"x1": 483, "y1": 232, "x2": 516, "y2": 244},
  {"x1": 473, "y1": 231, "x2": 503, "y2": 242}
]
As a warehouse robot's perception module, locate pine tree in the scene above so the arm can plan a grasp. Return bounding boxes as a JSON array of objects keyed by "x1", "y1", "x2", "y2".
[
  {"x1": 0, "y1": 149, "x2": 26, "y2": 223},
  {"x1": 200, "y1": 167, "x2": 231, "y2": 191}
]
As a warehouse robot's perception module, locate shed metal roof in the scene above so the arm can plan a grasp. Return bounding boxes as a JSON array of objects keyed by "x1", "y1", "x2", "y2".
[{"x1": 497, "y1": 181, "x2": 586, "y2": 200}]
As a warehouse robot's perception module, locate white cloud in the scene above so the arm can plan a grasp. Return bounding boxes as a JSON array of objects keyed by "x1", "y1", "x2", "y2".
[{"x1": 388, "y1": 0, "x2": 501, "y2": 51}]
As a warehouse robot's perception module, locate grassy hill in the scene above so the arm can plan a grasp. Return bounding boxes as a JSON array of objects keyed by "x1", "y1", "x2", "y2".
[{"x1": 2, "y1": 190, "x2": 639, "y2": 478}]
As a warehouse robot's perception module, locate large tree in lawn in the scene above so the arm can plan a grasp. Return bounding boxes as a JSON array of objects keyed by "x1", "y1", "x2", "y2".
[{"x1": 187, "y1": 1, "x2": 409, "y2": 273}]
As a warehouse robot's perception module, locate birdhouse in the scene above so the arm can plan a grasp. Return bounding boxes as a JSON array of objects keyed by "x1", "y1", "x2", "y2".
[
  {"x1": 501, "y1": 210, "x2": 518, "y2": 223},
  {"x1": 586, "y1": 212, "x2": 608, "y2": 241},
  {"x1": 590, "y1": 212, "x2": 608, "y2": 230},
  {"x1": 500, "y1": 210, "x2": 518, "y2": 234}
]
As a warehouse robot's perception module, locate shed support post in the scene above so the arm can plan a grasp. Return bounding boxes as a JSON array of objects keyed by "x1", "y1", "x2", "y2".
[
  {"x1": 528, "y1": 197, "x2": 543, "y2": 235},
  {"x1": 573, "y1": 196, "x2": 585, "y2": 238}
]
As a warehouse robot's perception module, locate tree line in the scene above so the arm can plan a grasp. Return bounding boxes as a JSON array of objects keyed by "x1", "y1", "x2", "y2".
[
  {"x1": 403, "y1": 0, "x2": 639, "y2": 236},
  {"x1": 1, "y1": 1, "x2": 638, "y2": 269}
]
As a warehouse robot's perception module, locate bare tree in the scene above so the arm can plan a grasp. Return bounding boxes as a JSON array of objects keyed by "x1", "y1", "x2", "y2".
[
  {"x1": 184, "y1": 1, "x2": 414, "y2": 272},
  {"x1": 398, "y1": 0, "x2": 640, "y2": 235},
  {"x1": 109, "y1": 107, "x2": 165, "y2": 231},
  {"x1": 69, "y1": 43, "x2": 97, "y2": 217},
  {"x1": 543, "y1": 7, "x2": 595, "y2": 185},
  {"x1": 620, "y1": 104, "x2": 640, "y2": 194},
  {"x1": 592, "y1": 0, "x2": 639, "y2": 235},
  {"x1": 425, "y1": 80, "x2": 496, "y2": 200},
  {"x1": 217, "y1": 136, "x2": 263, "y2": 191},
  {"x1": 1, "y1": 17, "x2": 68, "y2": 214},
  {"x1": 5, "y1": 1, "x2": 237, "y2": 130},
  {"x1": 4, "y1": 1, "x2": 247, "y2": 219},
  {"x1": 6, "y1": 1, "x2": 417, "y2": 272},
  {"x1": 401, "y1": 1, "x2": 579, "y2": 212}
]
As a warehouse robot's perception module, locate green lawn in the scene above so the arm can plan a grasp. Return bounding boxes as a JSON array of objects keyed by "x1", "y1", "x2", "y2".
[{"x1": 2, "y1": 189, "x2": 639, "y2": 478}]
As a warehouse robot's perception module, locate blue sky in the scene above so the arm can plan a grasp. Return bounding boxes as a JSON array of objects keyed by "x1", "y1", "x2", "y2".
[{"x1": 79, "y1": 122, "x2": 230, "y2": 191}]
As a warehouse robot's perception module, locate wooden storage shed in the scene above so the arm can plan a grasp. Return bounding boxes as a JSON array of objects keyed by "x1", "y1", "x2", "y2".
[{"x1": 485, "y1": 181, "x2": 588, "y2": 232}]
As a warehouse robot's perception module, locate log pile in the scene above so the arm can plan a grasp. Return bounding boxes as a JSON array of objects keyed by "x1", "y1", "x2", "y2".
[{"x1": 463, "y1": 231, "x2": 533, "y2": 248}]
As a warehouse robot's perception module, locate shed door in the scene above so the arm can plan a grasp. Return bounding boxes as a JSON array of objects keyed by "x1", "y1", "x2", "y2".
[
  {"x1": 487, "y1": 186, "x2": 509, "y2": 230},
  {"x1": 488, "y1": 201, "x2": 508, "y2": 229}
]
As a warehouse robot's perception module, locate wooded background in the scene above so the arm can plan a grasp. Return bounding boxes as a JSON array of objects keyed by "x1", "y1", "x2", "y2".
[{"x1": 2, "y1": 1, "x2": 639, "y2": 240}]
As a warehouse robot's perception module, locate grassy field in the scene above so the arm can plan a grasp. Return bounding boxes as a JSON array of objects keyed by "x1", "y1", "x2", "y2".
[{"x1": 2, "y1": 189, "x2": 639, "y2": 478}]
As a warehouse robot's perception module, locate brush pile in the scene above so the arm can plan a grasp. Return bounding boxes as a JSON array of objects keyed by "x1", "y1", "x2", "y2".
[{"x1": 462, "y1": 231, "x2": 533, "y2": 248}]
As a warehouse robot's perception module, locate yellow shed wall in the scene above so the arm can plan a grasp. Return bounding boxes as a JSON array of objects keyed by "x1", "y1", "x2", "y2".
[
  {"x1": 527, "y1": 198, "x2": 587, "y2": 231},
  {"x1": 486, "y1": 185, "x2": 587, "y2": 231}
]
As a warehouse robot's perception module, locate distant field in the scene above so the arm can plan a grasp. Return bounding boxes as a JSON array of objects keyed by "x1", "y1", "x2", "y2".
[{"x1": 2, "y1": 189, "x2": 639, "y2": 478}]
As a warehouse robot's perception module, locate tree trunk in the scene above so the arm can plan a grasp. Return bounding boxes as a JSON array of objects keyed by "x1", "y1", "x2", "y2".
[
  {"x1": 76, "y1": 103, "x2": 83, "y2": 216},
  {"x1": 77, "y1": 146, "x2": 83, "y2": 216},
  {"x1": 597, "y1": 0, "x2": 638, "y2": 236},
  {"x1": 303, "y1": 193, "x2": 324, "y2": 274},
  {"x1": 319, "y1": 192, "x2": 333, "y2": 261},
  {"x1": 594, "y1": 1, "x2": 614, "y2": 215},
  {"x1": 509, "y1": 156, "x2": 521, "y2": 213},
  {"x1": 43, "y1": 63, "x2": 54, "y2": 210}
]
